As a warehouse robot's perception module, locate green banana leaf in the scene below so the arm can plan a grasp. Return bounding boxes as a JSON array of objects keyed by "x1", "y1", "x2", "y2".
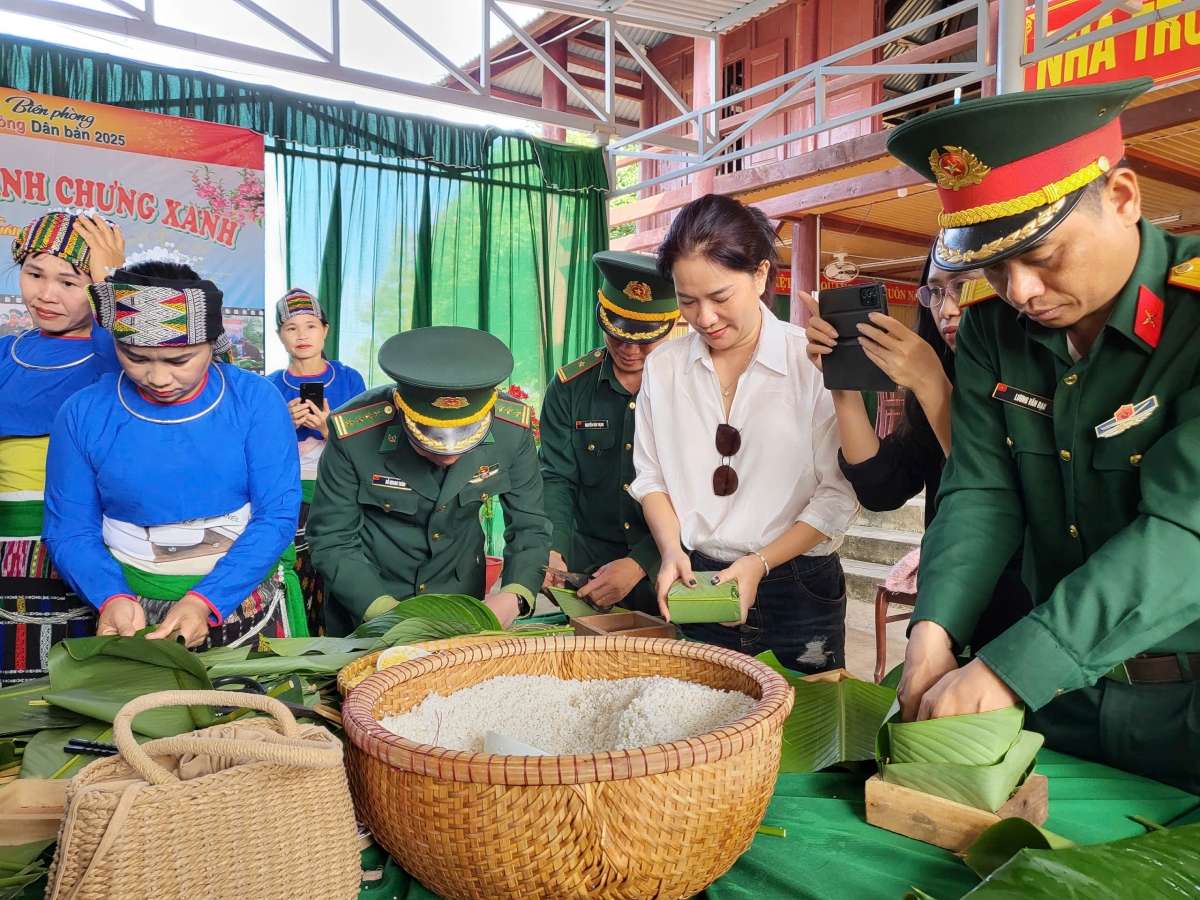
[
  {"x1": 352, "y1": 594, "x2": 500, "y2": 638},
  {"x1": 958, "y1": 824, "x2": 1200, "y2": 898},
  {"x1": 0, "y1": 680, "x2": 87, "y2": 736},
  {"x1": 371, "y1": 617, "x2": 481, "y2": 650},
  {"x1": 18, "y1": 720, "x2": 111, "y2": 780},
  {"x1": 45, "y1": 634, "x2": 214, "y2": 738},
  {"x1": 963, "y1": 818, "x2": 1075, "y2": 879},
  {"x1": 0, "y1": 841, "x2": 53, "y2": 900},
  {"x1": 876, "y1": 709, "x2": 1043, "y2": 812},
  {"x1": 887, "y1": 705, "x2": 1024, "y2": 766},
  {"x1": 757, "y1": 651, "x2": 897, "y2": 773},
  {"x1": 261, "y1": 637, "x2": 379, "y2": 657},
  {"x1": 204, "y1": 652, "x2": 367, "y2": 679}
]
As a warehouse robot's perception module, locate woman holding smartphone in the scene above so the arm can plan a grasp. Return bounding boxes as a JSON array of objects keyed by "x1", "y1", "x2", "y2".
[
  {"x1": 630, "y1": 195, "x2": 860, "y2": 674},
  {"x1": 267, "y1": 289, "x2": 366, "y2": 634},
  {"x1": 803, "y1": 252, "x2": 1033, "y2": 650}
]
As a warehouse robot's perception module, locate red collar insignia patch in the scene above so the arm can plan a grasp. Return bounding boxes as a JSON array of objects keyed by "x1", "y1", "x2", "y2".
[{"x1": 1133, "y1": 285, "x2": 1163, "y2": 349}]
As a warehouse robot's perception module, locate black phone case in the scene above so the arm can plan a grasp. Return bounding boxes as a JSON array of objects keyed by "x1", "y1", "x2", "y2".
[
  {"x1": 299, "y1": 381, "x2": 324, "y2": 407},
  {"x1": 818, "y1": 282, "x2": 898, "y2": 392}
]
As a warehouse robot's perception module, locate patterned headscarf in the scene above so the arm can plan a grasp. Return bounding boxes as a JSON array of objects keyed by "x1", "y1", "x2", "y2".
[
  {"x1": 11, "y1": 212, "x2": 92, "y2": 271},
  {"x1": 275, "y1": 288, "x2": 325, "y2": 326},
  {"x1": 89, "y1": 270, "x2": 225, "y2": 348}
]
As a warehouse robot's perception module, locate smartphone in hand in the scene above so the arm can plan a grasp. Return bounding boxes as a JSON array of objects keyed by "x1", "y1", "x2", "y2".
[
  {"x1": 299, "y1": 380, "x2": 324, "y2": 410},
  {"x1": 817, "y1": 281, "x2": 898, "y2": 392}
]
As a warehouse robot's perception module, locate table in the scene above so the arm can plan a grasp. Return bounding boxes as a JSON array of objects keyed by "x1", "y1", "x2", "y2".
[{"x1": 365, "y1": 749, "x2": 1200, "y2": 900}]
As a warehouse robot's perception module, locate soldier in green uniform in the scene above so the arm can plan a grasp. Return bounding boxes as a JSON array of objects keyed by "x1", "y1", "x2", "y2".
[
  {"x1": 887, "y1": 77, "x2": 1200, "y2": 792},
  {"x1": 539, "y1": 252, "x2": 678, "y2": 612},
  {"x1": 306, "y1": 326, "x2": 551, "y2": 635}
]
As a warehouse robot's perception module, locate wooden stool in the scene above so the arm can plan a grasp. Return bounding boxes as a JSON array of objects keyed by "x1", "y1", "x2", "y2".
[{"x1": 874, "y1": 585, "x2": 916, "y2": 683}]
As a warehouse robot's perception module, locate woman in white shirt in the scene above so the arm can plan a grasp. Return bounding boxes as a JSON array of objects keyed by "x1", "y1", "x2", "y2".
[{"x1": 630, "y1": 195, "x2": 860, "y2": 673}]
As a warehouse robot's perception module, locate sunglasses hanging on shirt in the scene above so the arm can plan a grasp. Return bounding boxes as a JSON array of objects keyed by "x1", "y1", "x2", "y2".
[{"x1": 713, "y1": 423, "x2": 742, "y2": 496}]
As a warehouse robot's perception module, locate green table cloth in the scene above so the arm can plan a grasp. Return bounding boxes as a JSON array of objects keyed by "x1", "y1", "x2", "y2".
[{"x1": 368, "y1": 749, "x2": 1200, "y2": 900}]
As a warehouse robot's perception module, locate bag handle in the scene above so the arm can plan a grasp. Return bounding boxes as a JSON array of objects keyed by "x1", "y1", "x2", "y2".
[{"x1": 113, "y1": 690, "x2": 340, "y2": 786}]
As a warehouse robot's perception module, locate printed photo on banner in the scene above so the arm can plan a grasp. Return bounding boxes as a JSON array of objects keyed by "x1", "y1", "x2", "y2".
[
  {"x1": 0, "y1": 90, "x2": 266, "y2": 358},
  {"x1": 0, "y1": 297, "x2": 33, "y2": 337}
]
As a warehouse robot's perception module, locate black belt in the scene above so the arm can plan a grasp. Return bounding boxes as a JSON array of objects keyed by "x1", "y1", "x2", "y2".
[{"x1": 1118, "y1": 653, "x2": 1200, "y2": 685}]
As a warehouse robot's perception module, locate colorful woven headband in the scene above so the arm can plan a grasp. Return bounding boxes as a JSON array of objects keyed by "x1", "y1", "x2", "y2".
[
  {"x1": 276, "y1": 288, "x2": 325, "y2": 326},
  {"x1": 11, "y1": 212, "x2": 91, "y2": 271},
  {"x1": 89, "y1": 271, "x2": 225, "y2": 348}
]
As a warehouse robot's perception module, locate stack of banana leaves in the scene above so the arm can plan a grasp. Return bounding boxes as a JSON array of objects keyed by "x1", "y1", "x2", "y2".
[{"x1": 0, "y1": 595, "x2": 570, "y2": 899}]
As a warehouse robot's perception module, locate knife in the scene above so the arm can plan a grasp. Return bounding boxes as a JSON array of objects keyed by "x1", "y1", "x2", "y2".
[{"x1": 542, "y1": 566, "x2": 607, "y2": 611}]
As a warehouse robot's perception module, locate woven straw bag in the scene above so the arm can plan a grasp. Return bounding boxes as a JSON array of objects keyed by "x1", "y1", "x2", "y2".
[{"x1": 45, "y1": 690, "x2": 361, "y2": 900}]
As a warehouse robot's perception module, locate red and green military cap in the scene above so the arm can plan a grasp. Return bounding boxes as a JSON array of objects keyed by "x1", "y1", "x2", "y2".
[{"x1": 886, "y1": 77, "x2": 1153, "y2": 273}]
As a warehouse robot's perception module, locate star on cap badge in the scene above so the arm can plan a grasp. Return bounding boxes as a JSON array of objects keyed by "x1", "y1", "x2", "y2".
[
  {"x1": 623, "y1": 281, "x2": 653, "y2": 303},
  {"x1": 928, "y1": 145, "x2": 991, "y2": 191},
  {"x1": 432, "y1": 396, "x2": 470, "y2": 410}
]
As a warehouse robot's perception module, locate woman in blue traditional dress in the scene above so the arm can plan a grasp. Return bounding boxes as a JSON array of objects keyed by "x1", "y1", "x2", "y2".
[
  {"x1": 267, "y1": 288, "x2": 365, "y2": 635},
  {"x1": 43, "y1": 266, "x2": 303, "y2": 650},
  {"x1": 0, "y1": 212, "x2": 124, "y2": 683}
]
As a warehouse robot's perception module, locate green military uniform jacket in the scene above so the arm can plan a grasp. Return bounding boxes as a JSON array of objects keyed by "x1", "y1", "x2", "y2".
[
  {"x1": 307, "y1": 388, "x2": 552, "y2": 636},
  {"x1": 538, "y1": 349, "x2": 659, "y2": 581},
  {"x1": 917, "y1": 220, "x2": 1200, "y2": 710}
]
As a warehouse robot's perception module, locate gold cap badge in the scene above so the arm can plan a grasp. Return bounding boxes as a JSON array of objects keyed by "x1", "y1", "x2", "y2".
[
  {"x1": 623, "y1": 281, "x2": 653, "y2": 303},
  {"x1": 432, "y1": 396, "x2": 470, "y2": 410},
  {"x1": 928, "y1": 145, "x2": 990, "y2": 191}
]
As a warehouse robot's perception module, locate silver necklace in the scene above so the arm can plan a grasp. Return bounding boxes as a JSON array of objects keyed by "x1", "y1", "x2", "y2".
[
  {"x1": 118, "y1": 366, "x2": 226, "y2": 425},
  {"x1": 718, "y1": 348, "x2": 756, "y2": 397},
  {"x1": 10, "y1": 328, "x2": 94, "y2": 371},
  {"x1": 281, "y1": 363, "x2": 335, "y2": 390}
]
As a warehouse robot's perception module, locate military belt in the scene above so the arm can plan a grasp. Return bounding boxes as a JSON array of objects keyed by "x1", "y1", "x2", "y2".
[{"x1": 1107, "y1": 652, "x2": 1200, "y2": 685}]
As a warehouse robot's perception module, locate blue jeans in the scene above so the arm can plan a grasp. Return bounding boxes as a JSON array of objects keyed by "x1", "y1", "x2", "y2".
[{"x1": 682, "y1": 550, "x2": 847, "y2": 675}]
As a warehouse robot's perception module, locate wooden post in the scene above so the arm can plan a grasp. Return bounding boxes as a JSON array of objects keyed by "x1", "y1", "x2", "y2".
[
  {"x1": 789, "y1": 215, "x2": 818, "y2": 327},
  {"x1": 542, "y1": 37, "x2": 568, "y2": 143},
  {"x1": 691, "y1": 37, "x2": 716, "y2": 200}
]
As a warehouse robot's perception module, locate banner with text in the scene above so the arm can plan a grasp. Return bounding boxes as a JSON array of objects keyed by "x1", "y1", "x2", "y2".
[
  {"x1": 0, "y1": 90, "x2": 266, "y2": 369},
  {"x1": 1025, "y1": 0, "x2": 1200, "y2": 91}
]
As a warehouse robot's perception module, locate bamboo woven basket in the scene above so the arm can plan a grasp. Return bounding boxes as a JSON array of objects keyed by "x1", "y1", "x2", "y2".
[
  {"x1": 338, "y1": 634, "x2": 525, "y2": 696},
  {"x1": 342, "y1": 636, "x2": 794, "y2": 900}
]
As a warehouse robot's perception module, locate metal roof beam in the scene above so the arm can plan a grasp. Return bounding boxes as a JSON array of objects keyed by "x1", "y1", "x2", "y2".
[
  {"x1": 708, "y1": 0, "x2": 789, "y2": 34},
  {"x1": 499, "y1": 0, "x2": 712, "y2": 39},
  {"x1": 0, "y1": 0, "x2": 701, "y2": 149},
  {"x1": 489, "y1": 1, "x2": 608, "y2": 119}
]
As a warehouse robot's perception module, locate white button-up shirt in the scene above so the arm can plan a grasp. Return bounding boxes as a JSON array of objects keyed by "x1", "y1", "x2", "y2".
[{"x1": 629, "y1": 305, "x2": 859, "y2": 561}]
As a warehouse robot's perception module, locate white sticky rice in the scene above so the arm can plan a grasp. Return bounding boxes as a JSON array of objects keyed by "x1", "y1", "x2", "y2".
[{"x1": 379, "y1": 675, "x2": 757, "y2": 754}]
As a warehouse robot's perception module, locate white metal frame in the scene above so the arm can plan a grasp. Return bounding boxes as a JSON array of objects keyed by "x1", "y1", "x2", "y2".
[
  {"x1": 1023, "y1": 0, "x2": 1200, "y2": 65},
  {"x1": 608, "y1": 0, "x2": 995, "y2": 196},
  {"x1": 0, "y1": 0, "x2": 704, "y2": 151}
]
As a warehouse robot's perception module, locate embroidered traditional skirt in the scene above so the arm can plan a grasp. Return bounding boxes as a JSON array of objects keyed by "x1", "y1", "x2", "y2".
[
  {"x1": 140, "y1": 564, "x2": 290, "y2": 651},
  {"x1": 295, "y1": 502, "x2": 325, "y2": 636},
  {"x1": 0, "y1": 538, "x2": 95, "y2": 684}
]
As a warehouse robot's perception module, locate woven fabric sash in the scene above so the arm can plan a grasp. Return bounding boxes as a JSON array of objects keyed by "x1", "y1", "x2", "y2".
[{"x1": 116, "y1": 543, "x2": 306, "y2": 636}]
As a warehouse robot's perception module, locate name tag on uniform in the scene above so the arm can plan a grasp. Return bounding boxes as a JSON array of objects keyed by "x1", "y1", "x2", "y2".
[
  {"x1": 469, "y1": 464, "x2": 500, "y2": 484},
  {"x1": 575, "y1": 420, "x2": 609, "y2": 430},
  {"x1": 993, "y1": 383, "x2": 1053, "y2": 417},
  {"x1": 372, "y1": 475, "x2": 411, "y2": 491},
  {"x1": 1095, "y1": 396, "x2": 1158, "y2": 439}
]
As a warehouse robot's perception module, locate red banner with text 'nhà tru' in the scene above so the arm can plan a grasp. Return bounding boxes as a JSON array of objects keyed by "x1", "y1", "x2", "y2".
[{"x1": 1025, "y1": 0, "x2": 1200, "y2": 91}]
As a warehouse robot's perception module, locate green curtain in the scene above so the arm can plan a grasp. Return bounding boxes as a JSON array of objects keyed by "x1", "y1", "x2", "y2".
[{"x1": 0, "y1": 36, "x2": 609, "y2": 399}]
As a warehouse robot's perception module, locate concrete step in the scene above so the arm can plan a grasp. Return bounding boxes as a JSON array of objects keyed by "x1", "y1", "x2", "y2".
[
  {"x1": 856, "y1": 497, "x2": 927, "y2": 533},
  {"x1": 842, "y1": 558, "x2": 893, "y2": 605},
  {"x1": 841, "y1": 525, "x2": 922, "y2": 567}
]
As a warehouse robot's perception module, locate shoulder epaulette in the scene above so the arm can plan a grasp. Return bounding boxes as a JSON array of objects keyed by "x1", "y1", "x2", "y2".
[
  {"x1": 555, "y1": 348, "x2": 605, "y2": 383},
  {"x1": 1169, "y1": 259, "x2": 1200, "y2": 292},
  {"x1": 330, "y1": 397, "x2": 396, "y2": 439},
  {"x1": 493, "y1": 395, "x2": 533, "y2": 429}
]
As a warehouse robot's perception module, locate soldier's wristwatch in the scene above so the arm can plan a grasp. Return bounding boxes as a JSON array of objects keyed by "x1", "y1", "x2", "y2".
[{"x1": 516, "y1": 594, "x2": 532, "y2": 618}]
